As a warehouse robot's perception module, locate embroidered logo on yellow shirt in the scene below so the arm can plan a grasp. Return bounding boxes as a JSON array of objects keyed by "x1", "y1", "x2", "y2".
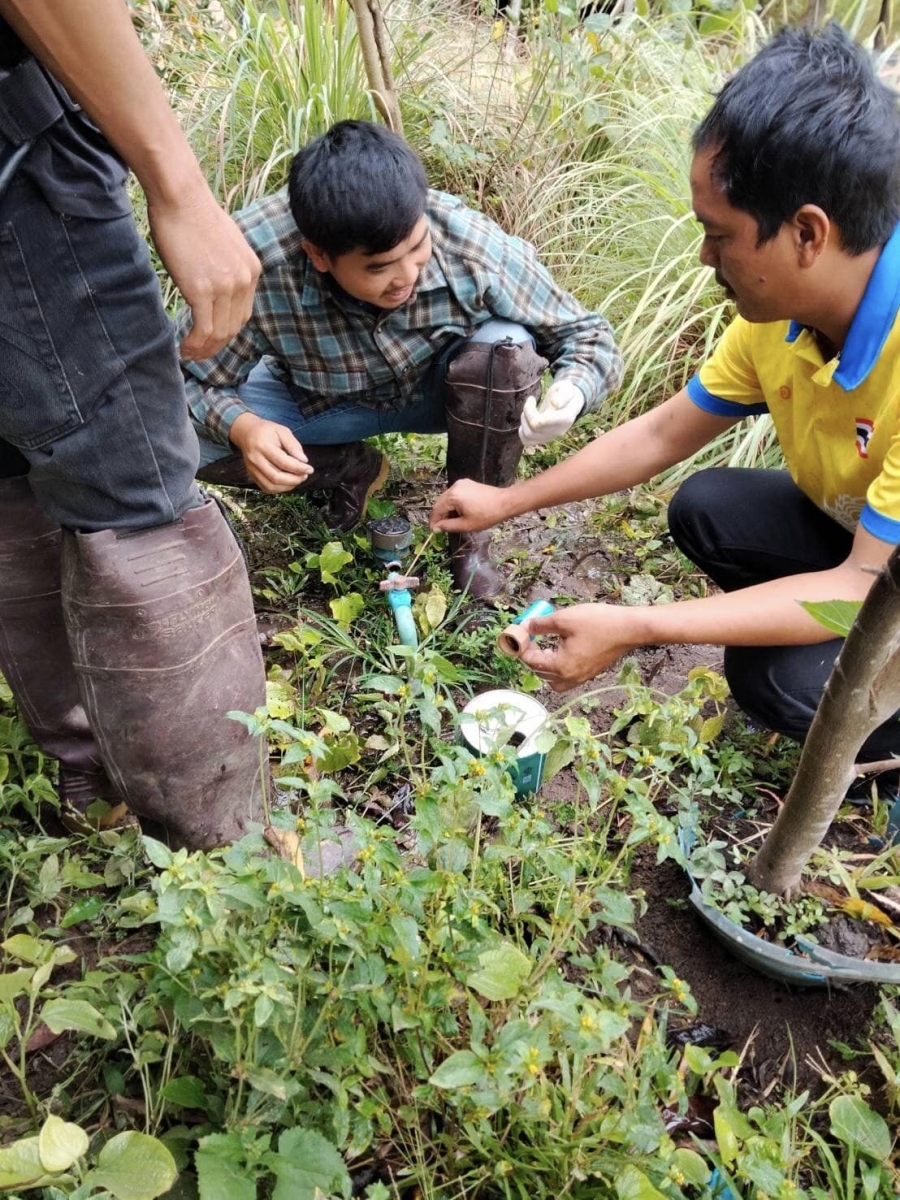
[{"x1": 856, "y1": 418, "x2": 874, "y2": 459}]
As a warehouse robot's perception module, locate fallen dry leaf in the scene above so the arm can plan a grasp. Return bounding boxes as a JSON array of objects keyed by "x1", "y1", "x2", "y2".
[
  {"x1": 865, "y1": 944, "x2": 900, "y2": 962},
  {"x1": 25, "y1": 1024, "x2": 61, "y2": 1053},
  {"x1": 839, "y1": 897, "x2": 894, "y2": 928},
  {"x1": 264, "y1": 825, "x2": 304, "y2": 871}
]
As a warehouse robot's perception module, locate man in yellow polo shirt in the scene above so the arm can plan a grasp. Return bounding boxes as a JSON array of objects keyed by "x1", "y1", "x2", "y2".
[{"x1": 429, "y1": 22, "x2": 900, "y2": 765}]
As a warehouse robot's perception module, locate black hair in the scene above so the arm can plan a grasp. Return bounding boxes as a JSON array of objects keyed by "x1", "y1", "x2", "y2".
[
  {"x1": 288, "y1": 120, "x2": 428, "y2": 258},
  {"x1": 693, "y1": 23, "x2": 900, "y2": 254}
]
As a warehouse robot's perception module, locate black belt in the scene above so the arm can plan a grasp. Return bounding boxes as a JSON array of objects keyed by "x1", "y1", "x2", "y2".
[
  {"x1": 0, "y1": 55, "x2": 68, "y2": 145},
  {"x1": 0, "y1": 56, "x2": 78, "y2": 197}
]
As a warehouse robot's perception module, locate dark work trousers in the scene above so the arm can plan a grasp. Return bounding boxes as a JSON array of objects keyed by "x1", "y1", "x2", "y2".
[
  {"x1": 0, "y1": 170, "x2": 200, "y2": 527},
  {"x1": 667, "y1": 467, "x2": 900, "y2": 761}
]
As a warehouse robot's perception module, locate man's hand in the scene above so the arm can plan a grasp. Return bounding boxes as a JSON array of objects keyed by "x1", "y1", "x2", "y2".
[
  {"x1": 519, "y1": 379, "x2": 584, "y2": 448},
  {"x1": 429, "y1": 479, "x2": 513, "y2": 533},
  {"x1": 228, "y1": 413, "x2": 312, "y2": 493},
  {"x1": 151, "y1": 191, "x2": 262, "y2": 362},
  {"x1": 518, "y1": 604, "x2": 643, "y2": 692}
]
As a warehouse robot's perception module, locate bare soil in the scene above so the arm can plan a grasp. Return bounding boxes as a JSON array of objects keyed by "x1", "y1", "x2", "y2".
[{"x1": 627, "y1": 854, "x2": 881, "y2": 1105}]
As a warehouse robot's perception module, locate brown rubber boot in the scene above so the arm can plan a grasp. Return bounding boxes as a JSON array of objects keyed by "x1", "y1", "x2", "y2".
[
  {"x1": 61, "y1": 497, "x2": 267, "y2": 850},
  {"x1": 444, "y1": 338, "x2": 548, "y2": 599},
  {"x1": 196, "y1": 441, "x2": 389, "y2": 532},
  {"x1": 0, "y1": 476, "x2": 125, "y2": 828}
]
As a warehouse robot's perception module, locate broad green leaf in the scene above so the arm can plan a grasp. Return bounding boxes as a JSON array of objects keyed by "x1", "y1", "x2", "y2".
[
  {"x1": 594, "y1": 885, "x2": 634, "y2": 931},
  {"x1": 61, "y1": 895, "x2": 106, "y2": 929},
  {"x1": 2, "y1": 934, "x2": 52, "y2": 965},
  {"x1": 319, "y1": 708, "x2": 351, "y2": 734},
  {"x1": 39, "y1": 1115, "x2": 89, "y2": 1173},
  {"x1": 389, "y1": 915, "x2": 422, "y2": 966},
  {"x1": 318, "y1": 541, "x2": 353, "y2": 584},
  {"x1": 799, "y1": 598, "x2": 860, "y2": 638},
  {"x1": 142, "y1": 838, "x2": 174, "y2": 870},
  {"x1": 699, "y1": 713, "x2": 725, "y2": 744},
  {"x1": 243, "y1": 1066, "x2": 299, "y2": 1101},
  {"x1": 713, "y1": 1105, "x2": 743, "y2": 1165},
  {"x1": 268, "y1": 1128, "x2": 350, "y2": 1200},
  {"x1": 87, "y1": 1131, "x2": 178, "y2": 1200},
  {"x1": 466, "y1": 942, "x2": 532, "y2": 1002},
  {"x1": 429, "y1": 1049, "x2": 484, "y2": 1089},
  {"x1": 830, "y1": 1095, "x2": 891, "y2": 1161},
  {"x1": 0, "y1": 1135, "x2": 47, "y2": 1189},
  {"x1": 423, "y1": 586, "x2": 448, "y2": 631},
  {"x1": 0, "y1": 967, "x2": 34, "y2": 1003},
  {"x1": 329, "y1": 592, "x2": 364, "y2": 629},
  {"x1": 0, "y1": 1008, "x2": 15, "y2": 1052},
  {"x1": 670, "y1": 1149, "x2": 709, "y2": 1186},
  {"x1": 38, "y1": 854, "x2": 61, "y2": 900},
  {"x1": 266, "y1": 679, "x2": 296, "y2": 720},
  {"x1": 196, "y1": 1150, "x2": 255, "y2": 1200},
  {"x1": 0, "y1": 752, "x2": 7, "y2": 785},
  {"x1": 699, "y1": 12, "x2": 731, "y2": 34},
  {"x1": 42, "y1": 999, "x2": 117, "y2": 1041},
  {"x1": 364, "y1": 734, "x2": 391, "y2": 752},
  {"x1": 316, "y1": 731, "x2": 361, "y2": 774},
  {"x1": 542, "y1": 737, "x2": 575, "y2": 783},
  {"x1": 160, "y1": 1076, "x2": 207, "y2": 1111},
  {"x1": 361, "y1": 673, "x2": 404, "y2": 695},
  {"x1": 615, "y1": 1165, "x2": 667, "y2": 1199}
]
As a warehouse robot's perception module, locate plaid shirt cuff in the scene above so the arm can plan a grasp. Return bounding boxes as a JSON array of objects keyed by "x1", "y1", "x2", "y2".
[
  {"x1": 205, "y1": 396, "x2": 252, "y2": 445},
  {"x1": 559, "y1": 353, "x2": 623, "y2": 418},
  {"x1": 185, "y1": 375, "x2": 250, "y2": 447}
]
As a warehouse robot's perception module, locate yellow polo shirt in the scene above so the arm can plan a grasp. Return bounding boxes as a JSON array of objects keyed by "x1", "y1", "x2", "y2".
[{"x1": 686, "y1": 227, "x2": 900, "y2": 543}]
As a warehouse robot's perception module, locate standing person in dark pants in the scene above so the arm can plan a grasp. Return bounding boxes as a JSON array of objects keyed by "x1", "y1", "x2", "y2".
[
  {"x1": 430, "y1": 24, "x2": 900, "y2": 769},
  {"x1": 0, "y1": 0, "x2": 268, "y2": 847}
]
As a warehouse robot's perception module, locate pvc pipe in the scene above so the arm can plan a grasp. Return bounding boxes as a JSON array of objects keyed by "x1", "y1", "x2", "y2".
[
  {"x1": 497, "y1": 599, "x2": 555, "y2": 658},
  {"x1": 393, "y1": 603, "x2": 418, "y2": 649},
  {"x1": 387, "y1": 587, "x2": 418, "y2": 648}
]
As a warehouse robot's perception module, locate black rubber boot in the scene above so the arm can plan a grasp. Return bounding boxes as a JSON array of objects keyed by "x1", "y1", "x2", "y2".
[
  {"x1": 196, "y1": 441, "x2": 390, "y2": 532},
  {"x1": 61, "y1": 497, "x2": 267, "y2": 850},
  {"x1": 0, "y1": 476, "x2": 124, "y2": 827},
  {"x1": 444, "y1": 338, "x2": 548, "y2": 599}
]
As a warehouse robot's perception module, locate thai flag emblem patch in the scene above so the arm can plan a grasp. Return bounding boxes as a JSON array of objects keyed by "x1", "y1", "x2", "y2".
[{"x1": 855, "y1": 418, "x2": 874, "y2": 458}]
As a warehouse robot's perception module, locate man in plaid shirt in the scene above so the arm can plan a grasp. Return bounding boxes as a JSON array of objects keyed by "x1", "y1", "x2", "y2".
[{"x1": 181, "y1": 120, "x2": 622, "y2": 598}]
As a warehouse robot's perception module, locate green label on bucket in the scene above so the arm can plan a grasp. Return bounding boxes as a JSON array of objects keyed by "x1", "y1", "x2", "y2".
[{"x1": 459, "y1": 689, "x2": 549, "y2": 799}]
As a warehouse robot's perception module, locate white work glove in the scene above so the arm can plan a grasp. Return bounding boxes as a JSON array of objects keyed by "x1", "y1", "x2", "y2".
[{"x1": 518, "y1": 379, "x2": 585, "y2": 448}]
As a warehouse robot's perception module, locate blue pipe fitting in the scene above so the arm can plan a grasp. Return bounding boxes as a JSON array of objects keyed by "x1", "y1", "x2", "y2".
[{"x1": 386, "y1": 579, "x2": 418, "y2": 648}]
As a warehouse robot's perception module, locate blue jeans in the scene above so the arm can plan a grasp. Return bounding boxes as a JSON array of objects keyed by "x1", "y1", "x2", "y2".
[
  {"x1": 0, "y1": 167, "x2": 200, "y2": 531},
  {"x1": 196, "y1": 319, "x2": 533, "y2": 467}
]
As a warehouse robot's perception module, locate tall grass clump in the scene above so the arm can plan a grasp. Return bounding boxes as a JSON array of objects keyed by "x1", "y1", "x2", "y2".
[
  {"x1": 158, "y1": 0, "x2": 381, "y2": 208},
  {"x1": 498, "y1": 13, "x2": 783, "y2": 474}
]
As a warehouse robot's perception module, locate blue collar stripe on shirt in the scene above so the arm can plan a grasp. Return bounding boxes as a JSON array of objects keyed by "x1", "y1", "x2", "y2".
[{"x1": 785, "y1": 222, "x2": 900, "y2": 392}]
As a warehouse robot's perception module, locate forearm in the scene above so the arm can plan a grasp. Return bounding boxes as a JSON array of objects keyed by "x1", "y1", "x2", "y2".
[
  {"x1": 500, "y1": 407, "x2": 684, "y2": 518},
  {"x1": 0, "y1": 0, "x2": 208, "y2": 207},
  {"x1": 637, "y1": 564, "x2": 874, "y2": 649}
]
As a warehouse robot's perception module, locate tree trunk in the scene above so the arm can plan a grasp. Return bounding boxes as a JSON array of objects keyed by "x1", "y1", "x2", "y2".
[
  {"x1": 349, "y1": 0, "x2": 403, "y2": 136},
  {"x1": 747, "y1": 543, "x2": 900, "y2": 896}
]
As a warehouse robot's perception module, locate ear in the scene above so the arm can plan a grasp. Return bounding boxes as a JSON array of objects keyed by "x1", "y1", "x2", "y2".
[
  {"x1": 791, "y1": 205, "x2": 831, "y2": 267},
  {"x1": 302, "y1": 239, "x2": 332, "y2": 274}
]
